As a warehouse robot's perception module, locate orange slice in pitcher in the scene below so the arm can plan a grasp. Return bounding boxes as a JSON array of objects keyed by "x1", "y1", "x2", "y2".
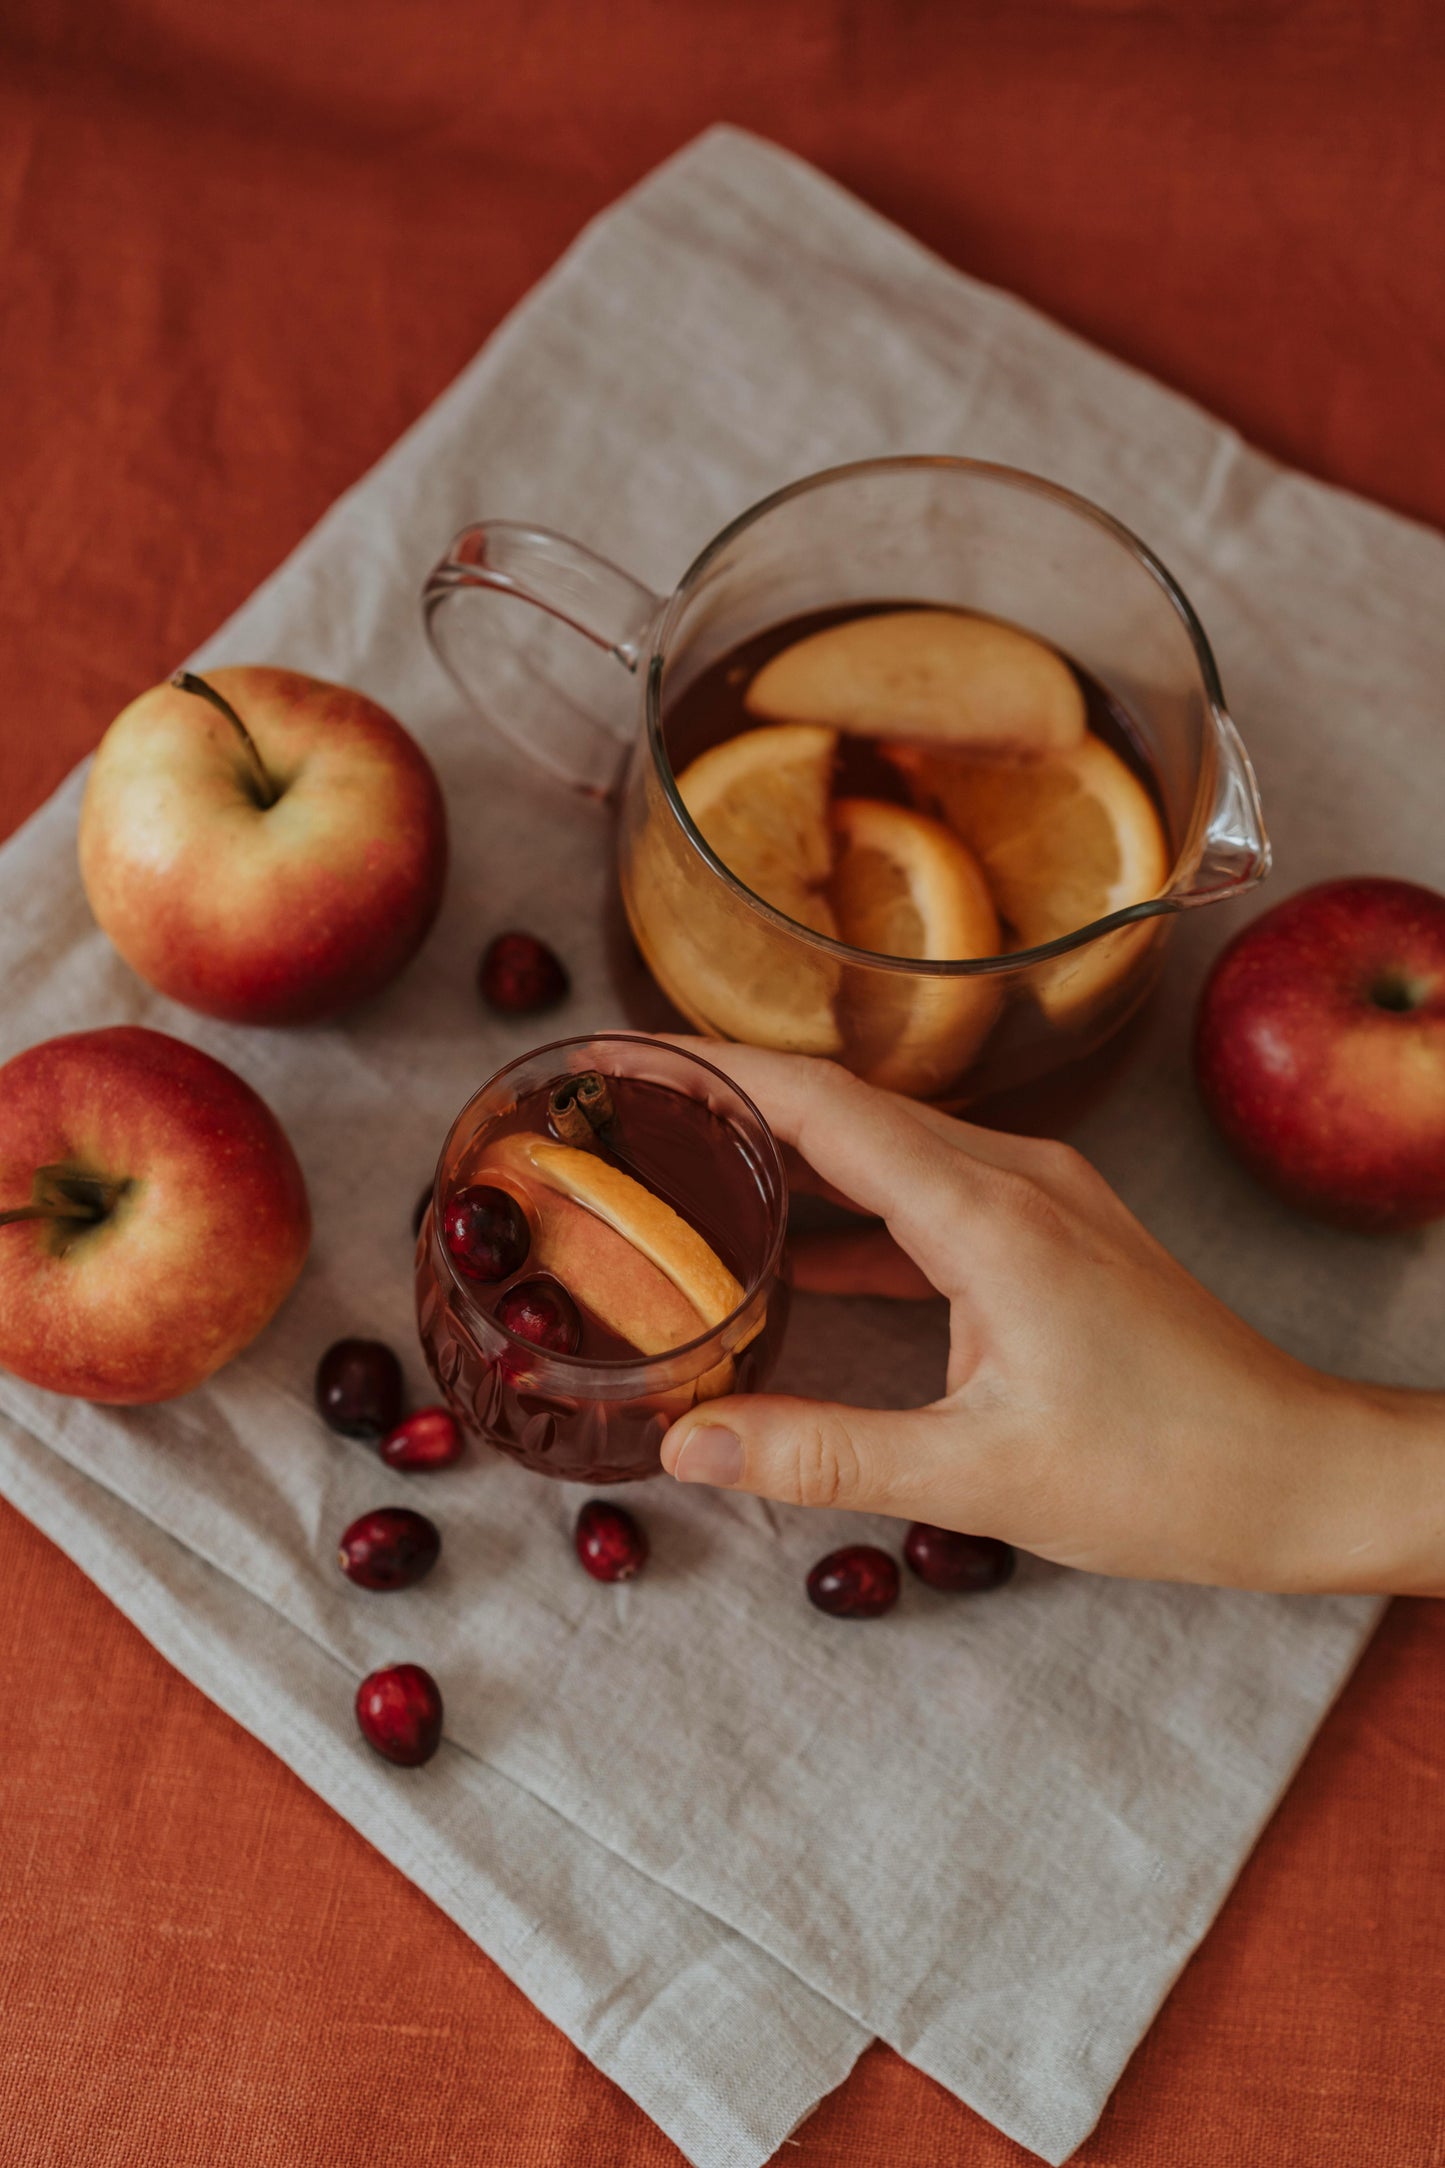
[
  {"x1": 828, "y1": 798, "x2": 1002, "y2": 1094},
  {"x1": 481, "y1": 1133, "x2": 744, "y2": 1357},
  {"x1": 627, "y1": 721, "x2": 844, "y2": 1055},
  {"x1": 677, "y1": 721, "x2": 839, "y2": 936},
  {"x1": 894, "y1": 734, "x2": 1170, "y2": 1021},
  {"x1": 745, "y1": 610, "x2": 1086, "y2": 755}
]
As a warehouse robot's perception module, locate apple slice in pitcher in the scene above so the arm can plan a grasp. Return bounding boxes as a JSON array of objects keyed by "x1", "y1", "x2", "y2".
[{"x1": 745, "y1": 608, "x2": 1087, "y2": 754}]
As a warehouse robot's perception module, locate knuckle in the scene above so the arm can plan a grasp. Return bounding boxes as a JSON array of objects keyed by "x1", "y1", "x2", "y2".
[
  {"x1": 1029, "y1": 1138, "x2": 1091, "y2": 1189},
  {"x1": 787, "y1": 1411, "x2": 864, "y2": 1510},
  {"x1": 801, "y1": 1054, "x2": 858, "y2": 1097},
  {"x1": 976, "y1": 1162, "x2": 1072, "y2": 1243}
]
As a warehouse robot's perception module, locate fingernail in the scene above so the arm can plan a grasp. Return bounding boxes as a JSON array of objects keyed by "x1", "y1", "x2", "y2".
[{"x1": 672, "y1": 1425, "x2": 743, "y2": 1488}]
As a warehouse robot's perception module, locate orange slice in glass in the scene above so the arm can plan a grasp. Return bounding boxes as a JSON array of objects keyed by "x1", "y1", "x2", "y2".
[{"x1": 481, "y1": 1133, "x2": 743, "y2": 1357}]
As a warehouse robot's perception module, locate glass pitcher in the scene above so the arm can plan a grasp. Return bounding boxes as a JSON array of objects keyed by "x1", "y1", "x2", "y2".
[{"x1": 422, "y1": 457, "x2": 1269, "y2": 1117}]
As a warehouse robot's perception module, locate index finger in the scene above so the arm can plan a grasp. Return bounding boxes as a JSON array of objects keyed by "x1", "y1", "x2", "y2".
[{"x1": 667, "y1": 1039, "x2": 1004, "y2": 1283}]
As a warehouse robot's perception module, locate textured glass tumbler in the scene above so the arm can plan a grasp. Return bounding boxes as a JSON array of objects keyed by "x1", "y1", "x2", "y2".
[{"x1": 415, "y1": 1034, "x2": 788, "y2": 1483}]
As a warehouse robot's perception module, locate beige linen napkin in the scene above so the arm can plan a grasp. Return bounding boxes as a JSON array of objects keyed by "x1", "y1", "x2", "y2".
[{"x1": 2, "y1": 125, "x2": 1440, "y2": 2166}]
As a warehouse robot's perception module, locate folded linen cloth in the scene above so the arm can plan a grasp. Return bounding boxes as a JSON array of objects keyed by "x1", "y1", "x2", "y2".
[{"x1": 3, "y1": 123, "x2": 1441, "y2": 2166}]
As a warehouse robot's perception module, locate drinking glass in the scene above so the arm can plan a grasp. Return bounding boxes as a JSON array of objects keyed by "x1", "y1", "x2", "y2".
[{"x1": 415, "y1": 1034, "x2": 788, "y2": 1482}]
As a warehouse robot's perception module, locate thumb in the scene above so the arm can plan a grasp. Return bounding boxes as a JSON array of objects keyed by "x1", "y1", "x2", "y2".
[{"x1": 660, "y1": 1394, "x2": 949, "y2": 1518}]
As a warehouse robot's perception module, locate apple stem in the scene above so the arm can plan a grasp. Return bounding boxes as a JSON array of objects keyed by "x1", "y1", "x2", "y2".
[
  {"x1": 0, "y1": 1165, "x2": 126, "y2": 1233},
  {"x1": 0, "y1": 1201, "x2": 97, "y2": 1227},
  {"x1": 171, "y1": 670, "x2": 279, "y2": 809}
]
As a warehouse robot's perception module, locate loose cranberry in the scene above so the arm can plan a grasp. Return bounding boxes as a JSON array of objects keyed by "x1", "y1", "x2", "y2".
[
  {"x1": 904, "y1": 1523, "x2": 1016, "y2": 1593},
  {"x1": 442, "y1": 1183, "x2": 530, "y2": 1283},
  {"x1": 479, "y1": 931, "x2": 570, "y2": 1015},
  {"x1": 806, "y1": 1545, "x2": 900, "y2": 1619},
  {"x1": 412, "y1": 1184, "x2": 433, "y2": 1238},
  {"x1": 355, "y1": 1663, "x2": 443, "y2": 1767},
  {"x1": 381, "y1": 1406, "x2": 463, "y2": 1473},
  {"x1": 497, "y1": 1277, "x2": 581, "y2": 1356},
  {"x1": 575, "y1": 1500, "x2": 649, "y2": 1582},
  {"x1": 338, "y1": 1508, "x2": 441, "y2": 1591},
  {"x1": 316, "y1": 1338, "x2": 404, "y2": 1441}
]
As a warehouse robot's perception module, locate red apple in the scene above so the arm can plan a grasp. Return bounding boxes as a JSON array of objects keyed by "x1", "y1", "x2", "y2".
[
  {"x1": 78, "y1": 667, "x2": 447, "y2": 1024},
  {"x1": 1195, "y1": 877, "x2": 1445, "y2": 1230},
  {"x1": 0, "y1": 1026, "x2": 310, "y2": 1402}
]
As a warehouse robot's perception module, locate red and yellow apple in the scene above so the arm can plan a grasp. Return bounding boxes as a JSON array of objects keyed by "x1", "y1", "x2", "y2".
[
  {"x1": 79, "y1": 666, "x2": 447, "y2": 1025},
  {"x1": 1195, "y1": 877, "x2": 1445, "y2": 1230},
  {"x1": 0, "y1": 1026, "x2": 310, "y2": 1402}
]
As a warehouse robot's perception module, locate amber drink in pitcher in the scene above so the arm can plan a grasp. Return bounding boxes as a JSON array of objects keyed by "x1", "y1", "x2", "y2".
[
  {"x1": 424, "y1": 459, "x2": 1269, "y2": 1116},
  {"x1": 627, "y1": 600, "x2": 1179, "y2": 1103}
]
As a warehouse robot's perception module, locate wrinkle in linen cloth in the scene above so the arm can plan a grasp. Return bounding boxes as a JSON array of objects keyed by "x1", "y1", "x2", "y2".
[{"x1": 2, "y1": 126, "x2": 1441, "y2": 2167}]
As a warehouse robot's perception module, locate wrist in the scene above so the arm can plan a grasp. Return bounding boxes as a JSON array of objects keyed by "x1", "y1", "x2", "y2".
[{"x1": 1312, "y1": 1377, "x2": 1445, "y2": 1596}]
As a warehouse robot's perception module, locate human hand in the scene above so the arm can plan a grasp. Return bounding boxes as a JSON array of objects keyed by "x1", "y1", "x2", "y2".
[{"x1": 662, "y1": 1045, "x2": 1443, "y2": 1594}]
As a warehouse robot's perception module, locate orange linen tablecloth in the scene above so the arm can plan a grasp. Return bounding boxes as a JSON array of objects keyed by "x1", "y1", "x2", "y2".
[{"x1": 3, "y1": 5, "x2": 1444, "y2": 2162}]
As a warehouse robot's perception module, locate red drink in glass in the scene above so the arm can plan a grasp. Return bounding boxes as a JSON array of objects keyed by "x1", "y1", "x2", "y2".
[{"x1": 415, "y1": 1035, "x2": 787, "y2": 1482}]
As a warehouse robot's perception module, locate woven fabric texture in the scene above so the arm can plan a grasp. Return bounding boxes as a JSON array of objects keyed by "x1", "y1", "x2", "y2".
[{"x1": 2, "y1": 7, "x2": 1444, "y2": 2164}]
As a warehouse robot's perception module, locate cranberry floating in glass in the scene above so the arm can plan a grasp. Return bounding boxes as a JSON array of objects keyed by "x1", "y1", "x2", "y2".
[
  {"x1": 495, "y1": 1277, "x2": 582, "y2": 1363},
  {"x1": 442, "y1": 1183, "x2": 531, "y2": 1284},
  {"x1": 415, "y1": 1034, "x2": 787, "y2": 1483},
  {"x1": 423, "y1": 457, "x2": 1269, "y2": 1124}
]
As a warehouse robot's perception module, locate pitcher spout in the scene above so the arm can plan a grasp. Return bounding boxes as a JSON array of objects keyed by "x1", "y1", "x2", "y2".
[{"x1": 1172, "y1": 706, "x2": 1271, "y2": 906}]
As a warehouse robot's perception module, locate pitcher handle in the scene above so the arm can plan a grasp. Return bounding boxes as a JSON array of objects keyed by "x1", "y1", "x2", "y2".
[
  {"x1": 423, "y1": 522, "x2": 665, "y2": 798},
  {"x1": 1172, "y1": 704, "x2": 1272, "y2": 905}
]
